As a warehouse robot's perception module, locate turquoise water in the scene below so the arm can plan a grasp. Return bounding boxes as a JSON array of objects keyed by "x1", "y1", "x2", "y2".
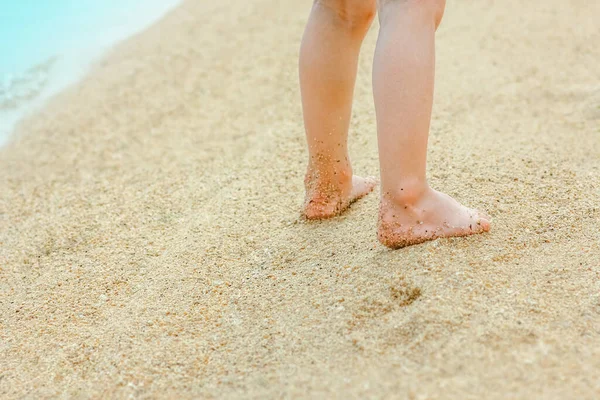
[{"x1": 0, "y1": 0, "x2": 180, "y2": 145}]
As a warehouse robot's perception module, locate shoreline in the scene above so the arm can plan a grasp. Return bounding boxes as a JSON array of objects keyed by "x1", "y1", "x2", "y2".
[{"x1": 0, "y1": 0, "x2": 181, "y2": 147}]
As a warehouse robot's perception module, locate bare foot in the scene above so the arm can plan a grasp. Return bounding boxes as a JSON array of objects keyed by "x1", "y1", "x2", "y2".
[
  {"x1": 304, "y1": 170, "x2": 377, "y2": 220},
  {"x1": 378, "y1": 185, "x2": 491, "y2": 248}
]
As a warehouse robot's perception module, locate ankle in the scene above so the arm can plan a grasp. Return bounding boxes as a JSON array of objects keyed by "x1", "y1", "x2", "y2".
[
  {"x1": 381, "y1": 179, "x2": 429, "y2": 207},
  {"x1": 305, "y1": 156, "x2": 353, "y2": 188}
]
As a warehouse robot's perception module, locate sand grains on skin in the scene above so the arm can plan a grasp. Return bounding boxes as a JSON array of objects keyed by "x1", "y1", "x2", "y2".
[
  {"x1": 304, "y1": 174, "x2": 377, "y2": 219},
  {"x1": 378, "y1": 187, "x2": 491, "y2": 248}
]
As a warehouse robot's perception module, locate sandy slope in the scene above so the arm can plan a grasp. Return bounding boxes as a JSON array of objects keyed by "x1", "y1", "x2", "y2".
[{"x1": 1, "y1": 0, "x2": 599, "y2": 398}]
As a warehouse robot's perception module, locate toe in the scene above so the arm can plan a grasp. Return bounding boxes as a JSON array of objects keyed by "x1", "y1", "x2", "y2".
[
  {"x1": 475, "y1": 210, "x2": 491, "y2": 232},
  {"x1": 350, "y1": 175, "x2": 377, "y2": 201}
]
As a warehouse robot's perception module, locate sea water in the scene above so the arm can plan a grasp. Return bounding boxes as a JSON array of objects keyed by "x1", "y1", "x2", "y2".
[{"x1": 0, "y1": 0, "x2": 180, "y2": 146}]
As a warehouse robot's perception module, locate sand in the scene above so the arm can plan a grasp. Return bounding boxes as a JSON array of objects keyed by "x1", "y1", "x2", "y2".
[{"x1": 1, "y1": 0, "x2": 599, "y2": 398}]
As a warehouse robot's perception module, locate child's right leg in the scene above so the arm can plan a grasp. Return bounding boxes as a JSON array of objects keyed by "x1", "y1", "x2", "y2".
[
  {"x1": 374, "y1": 0, "x2": 491, "y2": 248},
  {"x1": 300, "y1": 0, "x2": 378, "y2": 220}
]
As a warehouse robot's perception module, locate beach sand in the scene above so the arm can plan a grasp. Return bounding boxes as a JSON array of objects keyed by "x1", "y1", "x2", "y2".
[{"x1": 1, "y1": 0, "x2": 599, "y2": 398}]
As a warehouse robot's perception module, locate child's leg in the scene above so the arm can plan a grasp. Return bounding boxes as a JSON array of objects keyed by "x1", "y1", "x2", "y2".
[
  {"x1": 374, "y1": 0, "x2": 491, "y2": 248},
  {"x1": 300, "y1": 0, "x2": 377, "y2": 219}
]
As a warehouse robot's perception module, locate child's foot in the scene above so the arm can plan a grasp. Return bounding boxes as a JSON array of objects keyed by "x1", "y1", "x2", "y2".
[
  {"x1": 304, "y1": 171, "x2": 377, "y2": 220},
  {"x1": 378, "y1": 185, "x2": 491, "y2": 248}
]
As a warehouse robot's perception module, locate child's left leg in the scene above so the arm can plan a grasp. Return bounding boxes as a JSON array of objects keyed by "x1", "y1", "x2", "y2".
[{"x1": 300, "y1": 0, "x2": 378, "y2": 219}]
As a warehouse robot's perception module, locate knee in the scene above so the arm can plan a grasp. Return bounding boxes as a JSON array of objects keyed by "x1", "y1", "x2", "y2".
[
  {"x1": 315, "y1": 0, "x2": 377, "y2": 32},
  {"x1": 379, "y1": 0, "x2": 446, "y2": 29}
]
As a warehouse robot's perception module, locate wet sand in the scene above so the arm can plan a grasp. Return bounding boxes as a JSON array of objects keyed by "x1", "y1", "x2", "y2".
[{"x1": 1, "y1": 0, "x2": 599, "y2": 398}]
